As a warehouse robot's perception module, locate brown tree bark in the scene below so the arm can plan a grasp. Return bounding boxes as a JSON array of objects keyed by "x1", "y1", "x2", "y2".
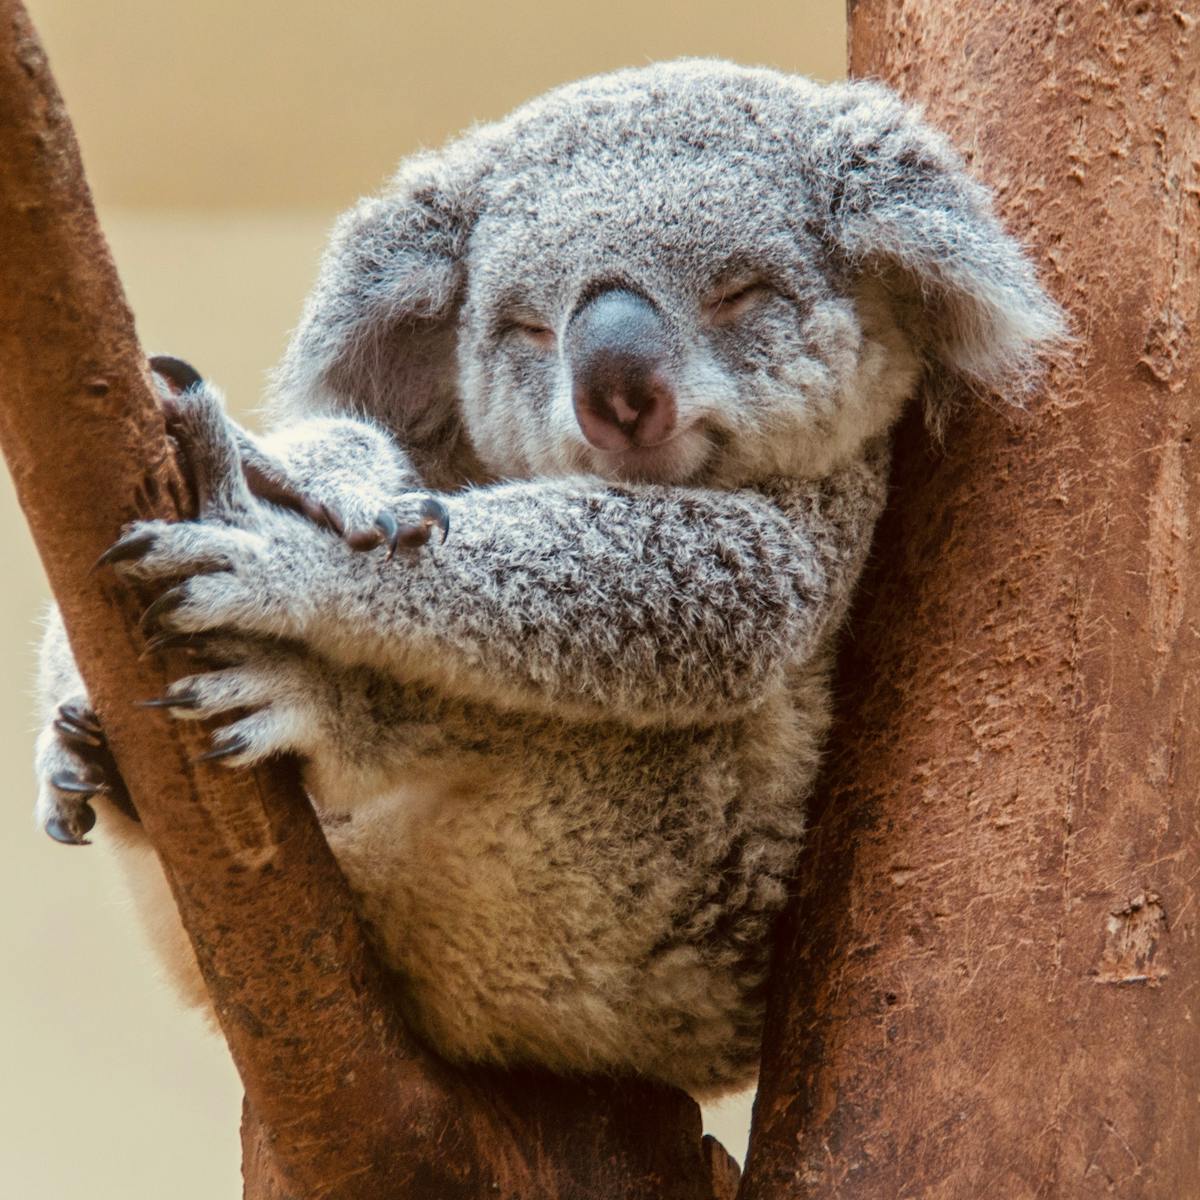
[
  {"x1": 0, "y1": 3, "x2": 735, "y2": 1197},
  {"x1": 741, "y1": 2, "x2": 1200, "y2": 1198}
]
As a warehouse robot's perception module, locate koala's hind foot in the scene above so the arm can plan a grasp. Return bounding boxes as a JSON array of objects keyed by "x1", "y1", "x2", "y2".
[{"x1": 35, "y1": 700, "x2": 137, "y2": 845}]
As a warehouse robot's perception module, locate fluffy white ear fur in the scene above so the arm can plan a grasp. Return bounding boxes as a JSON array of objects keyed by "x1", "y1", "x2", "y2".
[{"x1": 810, "y1": 80, "x2": 1068, "y2": 408}]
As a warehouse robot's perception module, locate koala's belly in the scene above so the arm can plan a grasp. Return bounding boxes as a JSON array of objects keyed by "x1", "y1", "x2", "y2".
[{"x1": 307, "y1": 727, "x2": 791, "y2": 1096}]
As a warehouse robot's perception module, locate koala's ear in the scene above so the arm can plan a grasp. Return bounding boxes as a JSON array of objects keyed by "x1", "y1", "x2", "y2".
[
  {"x1": 811, "y1": 81, "x2": 1068, "y2": 414},
  {"x1": 269, "y1": 149, "x2": 480, "y2": 446}
]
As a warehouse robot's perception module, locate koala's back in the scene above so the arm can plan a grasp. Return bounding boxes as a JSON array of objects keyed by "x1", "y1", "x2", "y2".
[{"x1": 310, "y1": 653, "x2": 833, "y2": 1097}]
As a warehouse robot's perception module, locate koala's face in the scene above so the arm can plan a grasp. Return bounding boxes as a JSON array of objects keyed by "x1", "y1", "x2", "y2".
[
  {"x1": 454, "y1": 75, "x2": 920, "y2": 486},
  {"x1": 276, "y1": 62, "x2": 1063, "y2": 482}
]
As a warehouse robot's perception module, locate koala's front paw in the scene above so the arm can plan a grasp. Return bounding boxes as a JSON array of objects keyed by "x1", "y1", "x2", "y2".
[
  {"x1": 262, "y1": 486, "x2": 448, "y2": 557},
  {"x1": 141, "y1": 641, "x2": 339, "y2": 768},
  {"x1": 35, "y1": 701, "x2": 136, "y2": 845},
  {"x1": 99, "y1": 364, "x2": 447, "y2": 646},
  {"x1": 242, "y1": 460, "x2": 448, "y2": 557},
  {"x1": 340, "y1": 496, "x2": 450, "y2": 558}
]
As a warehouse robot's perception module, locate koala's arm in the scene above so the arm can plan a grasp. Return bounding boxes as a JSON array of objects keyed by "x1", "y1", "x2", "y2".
[
  {"x1": 369, "y1": 456, "x2": 888, "y2": 724},
  {"x1": 114, "y1": 396, "x2": 891, "y2": 727}
]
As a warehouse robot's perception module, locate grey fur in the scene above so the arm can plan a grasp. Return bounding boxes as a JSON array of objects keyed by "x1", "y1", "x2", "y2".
[{"x1": 34, "y1": 60, "x2": 1064, "y2": 1096}]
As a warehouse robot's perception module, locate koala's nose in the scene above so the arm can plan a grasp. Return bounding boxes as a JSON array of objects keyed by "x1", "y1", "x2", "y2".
[{"x1": 566, "y1": 289, "x2": 677, "y2": 452}]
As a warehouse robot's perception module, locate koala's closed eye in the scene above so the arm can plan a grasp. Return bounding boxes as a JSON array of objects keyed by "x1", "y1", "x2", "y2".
[
  {"x1": 702, "y1": 278, "x2": 777, "y2": 327},
  {"x1": 498, "y1": 314, "x2": 557, "y2": 351}
]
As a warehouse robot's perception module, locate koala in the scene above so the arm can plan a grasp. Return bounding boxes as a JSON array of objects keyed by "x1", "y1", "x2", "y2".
[{"x1": 33, "y1": 60, "x2": 1064, "y2": 1097}]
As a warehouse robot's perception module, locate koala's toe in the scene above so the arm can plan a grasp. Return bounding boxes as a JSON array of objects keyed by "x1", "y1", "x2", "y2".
[
  {"x1": 58, "y1": 703, "x2": 101, "y2": 735},
  {"x1": 44, "y1": 801, "x2": 98, "y2": 846},
  {"x1": 42, "y1": 769, "x2": 105, "y2": 845},
  {"x1": 54, "y1": 709, "x2": 105, "y2": 750},
  {"x1": 344, "y1": 514, "x2": 390, "y2": 553}
]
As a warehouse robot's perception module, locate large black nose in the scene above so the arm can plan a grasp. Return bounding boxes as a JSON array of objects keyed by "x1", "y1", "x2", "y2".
[{"x1": 566, "y1": 289, "x2": 677, "y2": 451}]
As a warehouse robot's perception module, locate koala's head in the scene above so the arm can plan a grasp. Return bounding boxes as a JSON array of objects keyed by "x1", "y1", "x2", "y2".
[{"x1": 273, "y1": 61, "x2": 1065, "y2": 486}]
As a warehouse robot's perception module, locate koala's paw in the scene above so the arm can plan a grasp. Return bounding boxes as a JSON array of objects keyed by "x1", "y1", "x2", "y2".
[
  {"x1": 99, "y1": 363, "x2": 446, "y2": 644},
  {"x1": 35, "y1": 701, "x2": 136, "y2": 845},
  {"x1": 141, "y1": 641, "x2": 338, "y2": 768},
  {"x1": 339, "y1": 496, "x2": 450, "y2": 558},
  {"x1": 243, "y1": 466, "x2": 448, "y2": 558}
]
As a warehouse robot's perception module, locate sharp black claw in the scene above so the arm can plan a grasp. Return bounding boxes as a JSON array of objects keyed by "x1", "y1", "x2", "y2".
[
  {"x1": 59, "y1": 703, "x2": 101, "y2": 735},
  {"x1": 195, "y1": 733, "x2": 249, "y2": 763},
  {"x1": 421, "y1": 497, "x2": 451, "y2": 545},
  {"x1": 95, "y1": 531, "x2": 157, "y2": 571},
  {"x1": 45, "y1": 805, "x2": 96, "y2": 845},
  {"x1": 149, "y1": 355, "x2": 204, "y2": 394},
  {"x1": 51, "y1": 770, "x2": 103, "y2": 796},
  {"x1": 136, "y1": 691, "x2": 200, "y2": 710},
  {"x1": 140, "y1": 587, "x2": 185, "y2": 633},
  {"x1": 54, "y1": 716, "x2": 104, "y2": 748},
  {"x1": 141, "y1": 630, "x2": 205, "y2": 658},
  {"x1": 376, "y1": 511, "x2": 400, "y2": 559}
]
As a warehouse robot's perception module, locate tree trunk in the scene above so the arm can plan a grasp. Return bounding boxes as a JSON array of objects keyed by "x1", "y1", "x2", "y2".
[
  {"x1": 0, "y1": 3, "x2": 732, "y2": 1196},
  {"x1": 741, "y1": 2, "x2": 1200, "y2": 1197}
]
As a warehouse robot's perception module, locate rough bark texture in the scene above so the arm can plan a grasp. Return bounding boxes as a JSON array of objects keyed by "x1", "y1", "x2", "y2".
[
  {"x1": 742, "y1": 2, "x2": 1200, "y2": 1198},
  {"x1": 0, "y1": 3, "x2": 730, "y2": 1197}
]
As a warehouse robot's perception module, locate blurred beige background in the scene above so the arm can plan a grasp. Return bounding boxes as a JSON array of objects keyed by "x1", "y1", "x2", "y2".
[{"x1": 1, "y1": 2, "x2": 844, "y2": 1194}]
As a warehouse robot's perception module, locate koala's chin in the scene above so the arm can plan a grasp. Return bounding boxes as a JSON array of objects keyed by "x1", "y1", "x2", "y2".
[{"x1": 581, "y1": 424, "x2": 717, "y2": 485}]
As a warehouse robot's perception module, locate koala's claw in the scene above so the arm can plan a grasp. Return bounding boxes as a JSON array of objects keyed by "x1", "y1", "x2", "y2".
[
  {"x1": 50, "y1": 769, "x2": 105, "y2": 795},
  {"x1": 149, "y1": 354, "x2": 205, "y2": 396},
  {"x1": 141, "y1": 586, "x2": 187, "y2": 634},
  {"x1": 59, "y1": 702, "x2": 102, "y2": 734},
  {"x1": 54, "y1": 703, "x2": 106, "y2": 749},
  {"x1": 136, "y1": 691, "x2": 200, "y2": 711},
  {"x1": 416, "y1": 497, "x2": 451, "y2": 546},
  {"x1": 141, "y1": 631, "x2": 211, "y2": 659},
  {"x1": 344, "y1": 499, "x2": 451, "y2": 558},
  {"x1": 195, "y1": 732, "x2": 251, "y2": 764},
  {"x1": 95, "y1": 530, "x2": 159, "y2": 571}
]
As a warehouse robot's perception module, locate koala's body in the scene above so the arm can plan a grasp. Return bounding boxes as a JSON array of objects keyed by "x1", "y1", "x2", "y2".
[{"x1": 34, "y1": 61, "x2": 1063, "y2": 1097}]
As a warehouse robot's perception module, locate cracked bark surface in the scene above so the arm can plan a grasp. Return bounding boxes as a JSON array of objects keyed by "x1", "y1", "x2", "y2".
[
  {"x1": 741, "y1": 2, "x2": 1200, "y2": 1197},
  {"x1": 0, "y1": 2, "x2": 735, "y2": 1196}
]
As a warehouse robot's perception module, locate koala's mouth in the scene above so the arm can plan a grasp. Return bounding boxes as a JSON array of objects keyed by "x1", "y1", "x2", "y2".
[{"x1": 584, "y1": 421, "x2": 714, "y2": 484}]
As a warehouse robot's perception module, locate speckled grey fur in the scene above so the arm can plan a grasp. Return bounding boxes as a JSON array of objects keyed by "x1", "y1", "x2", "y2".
[{"x1": 35, "y1": 60, "x2": 1064, "y2": 1096}]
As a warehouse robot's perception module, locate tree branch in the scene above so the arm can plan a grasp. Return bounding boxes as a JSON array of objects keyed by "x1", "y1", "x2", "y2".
[
  {"x1": 742, "y1": 2, "x2": 1200, "y2": 1196},
  {"x1": 0, "y1": 4, "x2": 731, "y2": 1196}
]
